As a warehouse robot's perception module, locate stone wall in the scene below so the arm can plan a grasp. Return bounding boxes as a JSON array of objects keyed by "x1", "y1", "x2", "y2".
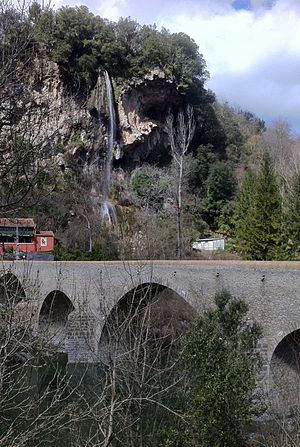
[{"x1": 2, "y1": 259, "x2": 300, "y2": 399}]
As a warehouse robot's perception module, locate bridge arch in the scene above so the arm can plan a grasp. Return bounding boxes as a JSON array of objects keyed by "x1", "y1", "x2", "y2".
[
  {"x1": 269, "y1": 326, "x2": 300, "y2": 414},
  {"x1": 0, "y1": 272, "x2": 26, "y2": 306},
  {"x1": 98, "y1": 281, "x2": 195, "y2": 362},
  {"x1": 38, "y1": 290, "x2": 75, "y2": 347}
]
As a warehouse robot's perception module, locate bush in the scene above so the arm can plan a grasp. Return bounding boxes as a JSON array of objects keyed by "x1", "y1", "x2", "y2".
[{"x1": 183, "y1": 290, "x2": 262, "y2": 447}]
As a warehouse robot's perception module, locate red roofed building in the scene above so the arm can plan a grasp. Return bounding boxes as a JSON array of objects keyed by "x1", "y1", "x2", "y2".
[{"x1": 0, "y1": 218, "x2": 54, "y2": 257}]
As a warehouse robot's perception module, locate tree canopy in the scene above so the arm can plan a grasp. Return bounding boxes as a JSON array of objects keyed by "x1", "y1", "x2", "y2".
[{"x1": 26, "y1": 5, "x2": 208, "y2": 93}]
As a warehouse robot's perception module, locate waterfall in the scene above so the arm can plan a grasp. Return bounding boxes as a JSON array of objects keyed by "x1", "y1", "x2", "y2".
[
  {"x1": 100, "y1": 70, "x2": 117, "y2": 226},
  {"x1": 100, "y1": 201, "x2": 117, "y2": 226},
  {"x1": 102, "y1": 70, "x2": 116, "y2": 200}
]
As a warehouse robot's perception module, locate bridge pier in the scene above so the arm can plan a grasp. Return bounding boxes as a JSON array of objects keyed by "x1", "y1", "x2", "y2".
[{"x1": 66, "y1": 310, "x2": 101, "y2": 363}]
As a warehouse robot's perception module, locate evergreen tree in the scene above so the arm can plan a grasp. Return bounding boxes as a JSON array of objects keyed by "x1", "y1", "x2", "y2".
[
  {"x1": 235, "y1": 153, "x2": 283, "y2": 260},
  {"x1": 284, "y1": 173, "x2": 300, "y2": 259},
  {"x1": 202, "y1": 160, "x2": 235, "y2": 226},
  {"x1": 234, "y1": 169, "x2": 257, "y2": 255},
  {"x1": 183, "y1": 290, "x2": 262, "y2": 447}
]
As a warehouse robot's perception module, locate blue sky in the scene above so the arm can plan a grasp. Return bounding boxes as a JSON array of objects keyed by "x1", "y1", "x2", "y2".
[{"x1": 55, "y1": 0, "x2": 300, "y2": 132}]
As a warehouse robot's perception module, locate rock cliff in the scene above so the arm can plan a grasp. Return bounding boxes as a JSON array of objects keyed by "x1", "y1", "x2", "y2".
[
  {"x1": 0, "y1": 61, "x2": 183, "y2": 171},
  {"x1": 118, "y1": 68, "x2": 181, "y2": 164}
]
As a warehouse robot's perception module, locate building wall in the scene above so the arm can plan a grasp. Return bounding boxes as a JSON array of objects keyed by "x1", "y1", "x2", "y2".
[
  {"x1": 0, "y1": 242, "x2": 36, "y2": 253},
  {"x1": 0, "y1": 236, "x2": 54, "y2": 253},
  {"x1": 36, "y1": 235, "x2": 54, "y2": 252}
]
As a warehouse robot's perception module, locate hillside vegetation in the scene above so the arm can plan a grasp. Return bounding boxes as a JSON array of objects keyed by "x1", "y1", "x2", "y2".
[{"x1": 1, "y1": 1, "x2": 300, "y2": 260}]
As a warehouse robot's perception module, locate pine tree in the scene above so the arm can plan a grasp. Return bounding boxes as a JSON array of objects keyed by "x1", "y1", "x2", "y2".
[
  {"x1": 234, "y1": 169, "x2": 257, "y2": 255},
  {"x1": 285, "y1": 173, "x2": 300, "y2": 259},
  {"x1": 235, "y1": 153, "x2": 283, "y2": 260}
]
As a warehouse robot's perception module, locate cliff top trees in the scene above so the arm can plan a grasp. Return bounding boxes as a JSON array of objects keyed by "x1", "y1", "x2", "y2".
[{"x1": 31, "y1": 6, "x2": 208, "y2": 93}]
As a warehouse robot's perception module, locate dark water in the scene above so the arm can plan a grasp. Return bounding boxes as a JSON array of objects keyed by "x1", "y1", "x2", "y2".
[{"x1": 0, "y1": 357, "x2": 105, "y2": 447}]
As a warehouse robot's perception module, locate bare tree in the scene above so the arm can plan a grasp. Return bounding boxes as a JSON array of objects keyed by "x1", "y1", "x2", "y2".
[
  {"x1": 166, "y1": 105, "x2": 195, "y2": 259},
  {"x1": 263, "y1": 120, "x2": 300, "y2": 189},
  {"x1": 0, "y1": 269, "x2": 84, "y2": 447},
  {"x1": 66, "y1": 273, "x2": 196, "y2": 447}
]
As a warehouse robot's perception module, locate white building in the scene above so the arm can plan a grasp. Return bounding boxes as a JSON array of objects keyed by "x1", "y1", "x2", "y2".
[{"x1": 192, "y1": 237, "x2": 225, "y2": 251}]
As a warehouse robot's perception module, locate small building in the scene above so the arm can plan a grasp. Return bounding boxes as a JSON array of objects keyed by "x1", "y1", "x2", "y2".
[
  {"x1": 0, "y1": 218, "x2": 54, "y2": 257},
  {"x1": 192, "y1": 237, "x2": 225, "y2": 251}
]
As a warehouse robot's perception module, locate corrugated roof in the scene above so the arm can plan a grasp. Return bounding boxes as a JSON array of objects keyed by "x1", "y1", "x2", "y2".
[
  {"x1": 195, "y1": 238, "x2": 225, "y2": 242},
  {"x1": 37, "y1": 231, "x2": 54, "y2": 236},
  {"x1": 0, "y1": 218, "x2": 36, "y2": 227}
]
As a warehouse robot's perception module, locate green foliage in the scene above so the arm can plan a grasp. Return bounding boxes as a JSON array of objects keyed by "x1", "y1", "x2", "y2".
[
  {"x1": 190, "y1": 144, "x2": 217, "y2": 192},
  {"x1": 32, "y1": 6, "x2": 208, "y2": 93},
  {"x1": 40, "y1": 6, "x2": 112, "y2": 91},
  {"x1": 190, "y1": 145, "x2": 236, "y2": 229},
  {"x1": 202, "y1": 161, "x2": 236, "y2": 226},
  {"x1": 130, "y1": 167, "x2": 169, "y2": 210},
  {"x1": 284, "y1": 173, "x2": 300, "y2": 259},
  {"x1": 234, "y1": 169, "x2": 257, "y2": 250},
  {"x1": 216, "y1": 104, "x2": 245, "y2": 160},
  {"x1": 234, "y1": 154, "x2": 283, "y2": 260},
  {"x1": 183, "y1": 290, "x2": 262, "y2": 447},
  {"x1": 53, "y1": 239, "x2": 114, "y2": 261}
]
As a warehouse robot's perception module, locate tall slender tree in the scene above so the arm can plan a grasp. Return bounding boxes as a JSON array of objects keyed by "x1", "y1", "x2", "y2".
[
  {"x1": 166, "y1": 105, "x2": 195, "y2": 259},
  {"x1": 284, "y1": 172, "x2": 300, "y2": 259},
  {"x1": 234, "y1": 169, "x2": 257, "y2": 255},
  {"x1": 235, "y1": 153, "x2": 283, "y2": 260}
]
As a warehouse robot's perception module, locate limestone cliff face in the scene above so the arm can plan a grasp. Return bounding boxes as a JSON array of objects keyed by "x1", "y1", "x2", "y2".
[
  {"x1": 118, "y1": 68, "x2": 181, "y2": 164},
  {"x1": 1, "y1": 61, "x2": 182, "y2": 170},
  {"x1": 1, "y1": 59, "x2": 97, "y2": 170}
]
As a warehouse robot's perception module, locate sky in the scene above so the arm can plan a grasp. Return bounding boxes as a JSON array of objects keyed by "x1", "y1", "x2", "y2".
[{"x1": 55, "y1": 0, "x2": 300, "y2": 132}]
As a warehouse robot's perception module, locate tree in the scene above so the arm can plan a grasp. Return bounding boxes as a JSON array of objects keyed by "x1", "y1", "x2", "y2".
[
  {"x1": 234, "y1": 169, "x2": 257, "y2": 253},
  {"x1": 130, "y1": 166, "x2": 168, "y2": 211},
  {"x1": 166, "y1": 105, "x2": 195, "y2": 259},
  {"x1": 183, "y1": 290, "x2": 262, "y2": 447},
  {"x1": 263, "y1": 120, "x2": 300, "y2": 188},
  {"x1": 202, "y1": 160, "x2": 235, "y2": 227},
  {"x1": 284, "y1": 172, "x2": 300, "y2": 259},
  {"x1": 234, "y1": 153, "x2": 283, "y2": 260},
  {"x1": 0, "y1": 271, "x2": 79, "y2": 446},
  {"x1": 0, "y1": 0, "x2": 59, "y2": 214},
  {"x1": 68, "y1": 281, "x2": 194, "y2": 447}
]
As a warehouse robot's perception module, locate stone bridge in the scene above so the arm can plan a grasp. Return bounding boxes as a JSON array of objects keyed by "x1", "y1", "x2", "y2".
[{"x1": 1, "y1": 260, "x2": 300, "y2": 411}]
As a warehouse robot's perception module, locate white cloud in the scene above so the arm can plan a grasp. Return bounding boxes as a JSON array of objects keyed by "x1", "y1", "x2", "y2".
[
  {"x1": 156, "y1": 0, "x2": 300, "y2": 129},
  {"x1": 52, "y1": 0, "x2": 300, "y2": 131},
  {"x1": 96, "y1": 0, "x2": 128, "y2": 21}
]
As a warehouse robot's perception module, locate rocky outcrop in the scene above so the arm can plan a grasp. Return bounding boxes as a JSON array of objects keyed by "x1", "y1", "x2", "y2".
[
  {"x1": 0, "y1": 59, "x2": 105, "y2": 171},
  {"x1": 0, "y1": 62, "x2": 183, "y2": 170},
  {"x1": 118, "y1": 68, "x2": 182, "y2": 163}
]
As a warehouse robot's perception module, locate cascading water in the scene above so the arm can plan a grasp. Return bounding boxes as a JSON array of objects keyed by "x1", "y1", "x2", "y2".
[
  {"x1": 100, "y1": 201, "x2": 117, "y2": 226},
  {"x1": 102, "y1": 70, "x2": 116, "y2": 200},
  {"x1": 100, "y1": 70, "x2": 117, "y2": 226}
]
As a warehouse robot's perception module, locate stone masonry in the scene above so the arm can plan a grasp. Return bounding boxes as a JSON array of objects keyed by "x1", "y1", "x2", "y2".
[{"x1": 2, "y1": 259, "x2": 300, "y2": 397}]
